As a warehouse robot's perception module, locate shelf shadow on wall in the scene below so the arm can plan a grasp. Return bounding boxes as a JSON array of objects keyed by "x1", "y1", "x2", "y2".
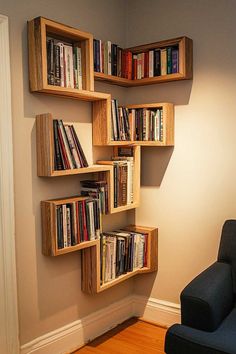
[{"x1": 141, "y1": 147, "x2": 174, "y2": 186}]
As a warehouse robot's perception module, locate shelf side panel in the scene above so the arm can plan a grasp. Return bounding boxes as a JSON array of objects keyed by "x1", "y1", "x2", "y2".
[
  {"x1": 36, "y1": 113, "x2": 54, "y2": 176},
  {"x1": 92, "y1": 98, "x2": 111, "y2": 145},
  {"x1": 41, "y1": 201, "x2": 57, "y2": 256},
  {"x1": 81, "y1": 244, "x2": 99, "y2": 294},
  {"x1": 28, "y1": 17, "x2": 45, "y2": 91}
]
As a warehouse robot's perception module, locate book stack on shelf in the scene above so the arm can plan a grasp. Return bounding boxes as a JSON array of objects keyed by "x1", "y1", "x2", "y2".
[
  {"x1": 111, "y1": 99, "x2": 131, "y2": 141},
  {"x1": 80, "y1": 180, "x2": 109, "y2": 214},
  {"x1": 56, "y1": 197, "x2": 101, "y2": 250},
  {"x1": 93, "y1": 38, "x2": 179, "y2": 79},
  {"x1": 53, "y1": 119, "x2": 88, "y2": 170},
  {"x1": 47, "y1": 37, "x2": 83, "y2": 89},
  {"x1": 98, "y1": 147, "x2": 136, "y2": 210},
  {"x1": 110, "y1": 100, "x2": 164, "y2": 142},
  {"x1": 129, "y1": 107, "x2": 163, "y2": 142},
  {"x1": 100, "y1": 229, "x2": 148, "y2": 284}
]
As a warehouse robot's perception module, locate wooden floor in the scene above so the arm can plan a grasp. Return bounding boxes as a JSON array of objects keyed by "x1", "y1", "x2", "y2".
[{"x1": 73, "y1": 318, "x2": 167, "y2": 354}]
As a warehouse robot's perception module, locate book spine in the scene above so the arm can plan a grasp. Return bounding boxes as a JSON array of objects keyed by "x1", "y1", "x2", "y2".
[
  {"x1": 57, "y1": 42, "x2": 65, "y2": 87},
  {"x1": 64, "y1": 125, "x2": 81, "y2": 168},
  {"x1": 172, "y1": 47, "x2": 179, "y2": 73},
  {"x1": 148, "y1": 50, "x2": 154, "y2": 77},
  {"x1": 53, "y1": 120, "x2": 64, "y2": 170},
  {"x1": 47, "y1": 38, "x2": 55, "y2": 85},
  {"x1": 167, "y1": 47, "x2": 172, "y2": 74},
  {"x1": 64, "y1": 45, "x2": 74, "y2": 88},
  {"x1": 154, "y1": 49, "x2": 160, "y2": 76},
  {"x1": 58, "y1": 120, "x2": 75, "y2": 168},
  {"x1": 54, "y1": 44, "x2": 61, "y2": 86},
  {"x1": 160, "y1": 48, "x2": 167, "y2": 76}
]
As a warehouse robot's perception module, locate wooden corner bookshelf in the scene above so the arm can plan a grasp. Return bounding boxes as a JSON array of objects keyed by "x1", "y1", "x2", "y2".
[
  {"x1": 81, "y1": 225, "x2": 158, "y2": 294},
  {"x1": 93, "y1": 102, "x2": 174, "y2": 146},
  {"x1": 97, "y1": 146, "x2": 141, "y2": 213},
  {"x1": 94, "y1": 36, "x2": 193, "y2": 87},
  {"x1": 28, "y1": 16, "x2": 104, "y2": 100}
]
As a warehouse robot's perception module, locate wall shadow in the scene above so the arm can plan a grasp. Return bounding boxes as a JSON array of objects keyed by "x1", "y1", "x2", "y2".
[{"x1": 141, "y1": 147, "x2": 174, "y2": 186}]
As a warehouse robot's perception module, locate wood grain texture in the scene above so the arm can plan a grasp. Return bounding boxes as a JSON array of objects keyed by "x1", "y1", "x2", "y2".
[{"x1": 72, "y1": 318, "x2": 166, "y2": 354}]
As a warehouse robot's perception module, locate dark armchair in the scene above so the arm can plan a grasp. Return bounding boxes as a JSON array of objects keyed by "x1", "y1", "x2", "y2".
[{"x1": 165, "y1": 220, "x2": 236, "y2": 354}]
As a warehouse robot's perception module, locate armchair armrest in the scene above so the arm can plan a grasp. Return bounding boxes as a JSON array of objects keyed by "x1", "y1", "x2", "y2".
[{"x1": 181, "y1": 262, "x2": 234, "y2": 331}]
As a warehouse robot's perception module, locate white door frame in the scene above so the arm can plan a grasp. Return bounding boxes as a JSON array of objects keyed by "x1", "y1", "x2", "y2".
[{"x1": 0, "y1": 14, "x2": 19, "y2": 354}]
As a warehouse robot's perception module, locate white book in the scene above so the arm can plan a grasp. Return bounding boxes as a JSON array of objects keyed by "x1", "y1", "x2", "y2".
[
  {"x1": 88, "y1": 201, "x2": 95, "y2": 240},
  {"x1": 107, "y1": 41, "x2": 112, "y2": 75},
  {"x1": 149, "y1": 50, "x2": 154, "y2": 77},
  {"x1": 64, "y1": 44, "x2": 74, "y2": 88},
  {"x1": 57, "y1": 42, "x2": 65, "y2": 87},
  {"x1": 76, "y1": 47, "x2": 83, "y2": 90}
]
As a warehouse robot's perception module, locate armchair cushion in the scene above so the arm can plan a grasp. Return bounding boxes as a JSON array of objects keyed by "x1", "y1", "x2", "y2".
[{"x1": 181, "y1": 262, "x2": 234, "y2": 331}]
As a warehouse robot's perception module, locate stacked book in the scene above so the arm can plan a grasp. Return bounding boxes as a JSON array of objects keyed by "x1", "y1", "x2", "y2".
[
  {"x1": 93, "y1": 38, "x2": 179, "y2": 79},
  {"x1": 47, "y1": 37, "x2": 83, "y2": 89},
  {"x1": 129, "y1": 108, "x2": 164, "y2": 141},
  {"x1": 56, "y1": 198, "x2": 101, "y2": 249},
  {"x1": 111, "y1": 99, "x2": 131, "y2": 141},
  {"x1": 53, "y1": 119, "x2": 88, "y2": 170},
  {"x1": 80, "y1": 180, "x2": 109, "y2": 214},
  {"x1": 100, "y1": 230, "x2": 148, "y2": 284},
  {"x1": 113, "y1": 156, "x2": 134, "y2": 208}
]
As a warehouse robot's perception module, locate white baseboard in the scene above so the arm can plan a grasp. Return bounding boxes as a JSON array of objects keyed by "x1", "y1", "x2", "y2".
[
  {"x1": 133, "y1": 295, "x2": 181, "y2": 327},
  {"x1": 20, "y1": 295, "x2": 180, "y2": 354}
]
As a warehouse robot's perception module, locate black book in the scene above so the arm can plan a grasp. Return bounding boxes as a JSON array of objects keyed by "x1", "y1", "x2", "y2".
[
  {"x1": 154, "y1": 48, "x2": 161, "y2": 76},
  {"x1": 47, "y1": 38, "x2": 55, "y2": 85},
  {"x1": 53, "y1": 120, "x2": 64, "y2": 170},
  {"x1": 111, "y1": 44, "x2": 118, "y2": 76},
  {"x1": 54, "y1": 44, "x2": 61, "y2": 86},
  {"x1": 56, "y1": 206, "x2": 64, "y2": 249},
  {"x1": 78, "y1": 201, "x2": 84, "y2": 242}
]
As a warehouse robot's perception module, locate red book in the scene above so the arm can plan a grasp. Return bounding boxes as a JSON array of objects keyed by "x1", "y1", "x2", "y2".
[
  {"x1": 120, "y1": 50, "x2": 125, "y2": 78},
  {"x1": 132, "y1": 55, "x2": 137, "y2": 80},
  {"x1": 127, "y1": 51, "x2": 132, "y2": 80}
]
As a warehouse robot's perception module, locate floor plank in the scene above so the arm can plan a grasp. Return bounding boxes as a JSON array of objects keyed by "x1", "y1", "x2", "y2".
[{"x1": 72, "y1": 318, "x2": 167, "y2": 354}]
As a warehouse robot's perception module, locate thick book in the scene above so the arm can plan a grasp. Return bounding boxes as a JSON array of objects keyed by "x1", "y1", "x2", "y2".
[{"x1": 154, "y1": 49, "x2": 161, "y2": 76}]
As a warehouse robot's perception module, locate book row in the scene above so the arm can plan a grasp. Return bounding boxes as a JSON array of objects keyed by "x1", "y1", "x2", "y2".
[
  {"x1": 53, "y1": 119, "x2": 88, "y2": 170},
  {"x1": 111, "y1": 99, "x2": 164, "y2": 142},
  {"x1": 47, "y1": 37, "x2": 83, "y2": 89},
  {"x1": 56, "y1": 198, "x2": 101, "y2": 249},
  {"x1": 93, "y1": 39, "x2": 179, "y2": 79},
  {"x1": 100, "y1": 230, "x2": 148, "y2": 284}
]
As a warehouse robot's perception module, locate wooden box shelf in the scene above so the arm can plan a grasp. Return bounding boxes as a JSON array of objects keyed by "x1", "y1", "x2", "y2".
[
  {"x1": 81, "y1": 225, "x2": 158, "y2": 294},
  {"x1": 36, "y1": 112, "x2": 112, "y2": 177},
  {"x1": 97, "y1": 146, "x2": 141, "y2": 213},
  {"x1": 28, "y1": 16, "x2": 93, "y2": 92},
  {"x1": 41, "y1": 195, "x2": 100, "y2": 256},
  {"x1": 94, "y1": 36, "x2": 193, "y2": 87},
  {"x1": 93, "y1": 102, "x2": 174, "y2": 146}
]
